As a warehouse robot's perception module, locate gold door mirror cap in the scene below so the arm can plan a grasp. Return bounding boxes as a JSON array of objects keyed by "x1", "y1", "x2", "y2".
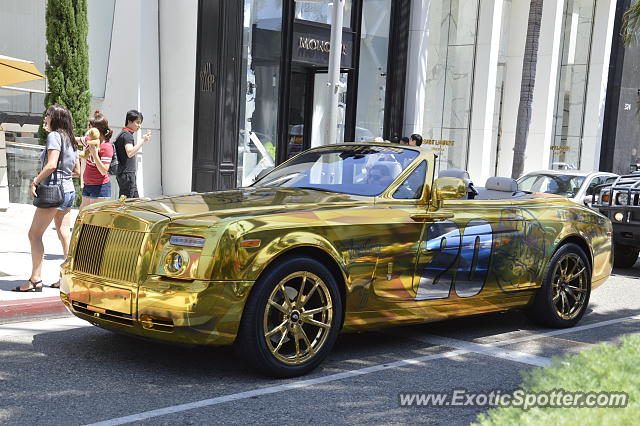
[{"x1": 433, "y1": 177, "x2": 466, "y2": 201}]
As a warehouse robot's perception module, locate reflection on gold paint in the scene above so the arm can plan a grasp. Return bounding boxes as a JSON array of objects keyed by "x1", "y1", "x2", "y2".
[{"x1": 61, "y1": 144, "x2": 612, "y2": 350}]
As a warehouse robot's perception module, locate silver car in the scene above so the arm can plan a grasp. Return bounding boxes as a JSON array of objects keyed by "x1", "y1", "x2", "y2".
[{"x1": 517, "y1": 170, "x2": 618, "y2": 207}]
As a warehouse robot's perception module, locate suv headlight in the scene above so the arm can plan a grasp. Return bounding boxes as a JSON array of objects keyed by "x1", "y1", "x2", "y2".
[{"x1": 616, "y1": 192, "x2": 629, "y2": 205}]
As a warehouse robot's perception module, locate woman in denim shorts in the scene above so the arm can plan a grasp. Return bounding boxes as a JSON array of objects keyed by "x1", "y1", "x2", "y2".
[
  {"x1": 13, "y1": 104, "x2": 79, "y2": 292},
  {"x1": 79, "y1": 111, "x2": 114, "y2": 209}
]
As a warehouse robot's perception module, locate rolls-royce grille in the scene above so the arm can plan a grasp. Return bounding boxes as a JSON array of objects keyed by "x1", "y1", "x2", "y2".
[{"x1": 73, "y1": 224, "x2": 146, "y2": 283}]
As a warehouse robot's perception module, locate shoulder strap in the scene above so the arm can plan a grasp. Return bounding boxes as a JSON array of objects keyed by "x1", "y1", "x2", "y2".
[{"x1": 51, "y1": 131, "x2": 66, "y2": 185}]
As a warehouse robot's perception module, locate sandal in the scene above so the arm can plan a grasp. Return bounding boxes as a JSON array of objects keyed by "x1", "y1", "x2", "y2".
[
  {"x1": 12, "y1": 279, "x2": 43, "y2": 292},
  {"x1": 49, "y1": 281, "x2": 61, "y2": 289}
]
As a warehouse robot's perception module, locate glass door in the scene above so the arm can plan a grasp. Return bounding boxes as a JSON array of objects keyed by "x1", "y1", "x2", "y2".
[{"x1": 310, "y1": 72, "x2": 348, "y2": 147}]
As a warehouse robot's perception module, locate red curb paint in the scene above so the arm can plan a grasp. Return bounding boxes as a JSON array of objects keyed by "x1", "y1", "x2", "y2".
[{"x1": 0, "y1": 296, "x2": 68, "y2": 321}]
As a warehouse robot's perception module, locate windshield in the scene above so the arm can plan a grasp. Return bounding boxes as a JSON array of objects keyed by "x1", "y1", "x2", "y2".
[
  {"x1": 517, "y1": 174, "x2": 586, "y2": 198},
  {"x1": 252, "y1": 145, "x2": 420, "y2": 196}
]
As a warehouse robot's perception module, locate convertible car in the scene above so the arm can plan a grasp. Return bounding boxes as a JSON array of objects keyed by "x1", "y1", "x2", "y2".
[{"x1": 60, "y1": 143, "x2": 613, "y2": 377}]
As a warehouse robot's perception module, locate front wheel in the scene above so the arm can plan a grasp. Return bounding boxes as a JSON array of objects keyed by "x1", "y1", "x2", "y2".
[
  {"x1": 526, "y1": 243, "x2": 591, "y2": 328},
  {"x1": 235, "y1": 256, "x2": 343, "y2": 378},
  {"x1": 613, "y1": 244, "x2": 639, "y2": 268}
]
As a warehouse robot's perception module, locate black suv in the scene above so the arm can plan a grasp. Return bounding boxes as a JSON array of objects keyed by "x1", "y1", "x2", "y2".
[{"x1": 594, "y1": 173, "x2": 640, "y2": 268}]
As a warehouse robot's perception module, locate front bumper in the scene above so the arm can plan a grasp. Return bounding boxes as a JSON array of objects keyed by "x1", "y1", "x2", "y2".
[
  {"x1": 599, "y1": 208, "x2": 640, "y2": 248},
  {"x1": 60, "y1": 270, "x2": 253, "y2": 346}
]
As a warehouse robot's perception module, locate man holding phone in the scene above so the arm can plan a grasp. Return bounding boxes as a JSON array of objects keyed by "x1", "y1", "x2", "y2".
[{"x1": 114, "y1": 109, "x2": 152, "y2": 198}]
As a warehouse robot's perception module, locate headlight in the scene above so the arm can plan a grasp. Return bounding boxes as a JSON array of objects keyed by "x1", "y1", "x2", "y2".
[
  {"x1": 165, "y1": 250, "x2": 188, "y2": 274},
  {"x1": 169, "y1": 235, "x2": 205, "y2": 247},
  {"x1": 616, "y1": 192, "x2": 629, "y2": 205}
]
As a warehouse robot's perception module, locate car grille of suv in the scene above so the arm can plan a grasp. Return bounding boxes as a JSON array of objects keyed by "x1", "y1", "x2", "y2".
[{"x1": 73, "y1": 224, "x2": 146, "y2": 283}]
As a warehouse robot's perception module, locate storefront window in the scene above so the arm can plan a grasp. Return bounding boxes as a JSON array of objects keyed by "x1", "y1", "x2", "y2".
[
  {"x1": 549, "y1": 0, "x2": 595, "y2": 170},
  {"x1": 238, "y1": 0, "x2": 283, "y2": 187},
  {"x1": 491, "y1": 0, "x2": 511, "y2": 176},
  {"x1": 422, "y1": 0, "x2": 480, "y2": 172},
  {"x1": 355, "y1": 0, "x2": 391, "y2": 141},
  {"x1": 295, "y1": 1, "x2": 352, "y2": 28}
]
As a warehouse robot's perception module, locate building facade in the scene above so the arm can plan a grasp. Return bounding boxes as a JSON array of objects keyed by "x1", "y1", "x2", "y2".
[{"x1": 0, "y1": 0, "x2": 632, "y2": 208}]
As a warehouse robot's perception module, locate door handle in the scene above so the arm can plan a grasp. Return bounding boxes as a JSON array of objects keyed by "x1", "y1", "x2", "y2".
[{"x1": 410, "y1": 212, "x2": 454, "y2": 222}]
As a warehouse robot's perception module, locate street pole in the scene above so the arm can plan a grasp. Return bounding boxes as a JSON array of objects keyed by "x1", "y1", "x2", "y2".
[{"x1": 325, "y1": 0, "x2": 344, "y2": 146}]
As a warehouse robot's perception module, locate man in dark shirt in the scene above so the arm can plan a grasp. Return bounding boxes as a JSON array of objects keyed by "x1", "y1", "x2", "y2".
[{"x1": 114, "y1": 109, "x2": 152, "y2": 198}]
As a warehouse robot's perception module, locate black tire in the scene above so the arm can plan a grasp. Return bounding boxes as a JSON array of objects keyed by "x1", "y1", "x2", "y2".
[
  {"x1": 526, "y1": 243, "x2": 591, "y2": 328},
  {"x1": 235, "y1": 256, "x2": 343, "y2": 378},
  {"x1": 613, "y1": 244, "x2": 639, "y2": 268}
]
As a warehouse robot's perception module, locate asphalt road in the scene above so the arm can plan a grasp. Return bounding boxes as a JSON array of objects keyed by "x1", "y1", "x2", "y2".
[{"x1": 1, "y1": 267, "x2": 639, "y2": 426}]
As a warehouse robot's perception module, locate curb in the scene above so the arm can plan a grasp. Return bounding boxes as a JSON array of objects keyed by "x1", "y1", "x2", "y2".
[{"x1": 0, "y1": 296, "x2": 70, "y2": 323}]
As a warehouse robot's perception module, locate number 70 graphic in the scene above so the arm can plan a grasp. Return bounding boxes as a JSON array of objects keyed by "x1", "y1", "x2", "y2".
[{"x1": 415, "y1": 219, "x2": 493, "y2": 301}]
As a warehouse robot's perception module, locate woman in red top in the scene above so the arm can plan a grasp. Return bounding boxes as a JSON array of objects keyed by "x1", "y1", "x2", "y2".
[{"x1": 79, "y1": 111, "x2": 114, "y2": 209}]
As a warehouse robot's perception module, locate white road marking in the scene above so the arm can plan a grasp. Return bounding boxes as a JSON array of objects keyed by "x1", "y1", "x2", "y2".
[
  {"x1": 84, "y1": 313, "x2": 640, "y2": 426},
  {"x1": 415, "y1": 335, "x2": 553, "y2": 366},
  {"x1": 489, "y1": 315, "x2": 640, "y2": 346},
  {"x1": 0, "y1": 317, "x2": 89, "y2": 338}
]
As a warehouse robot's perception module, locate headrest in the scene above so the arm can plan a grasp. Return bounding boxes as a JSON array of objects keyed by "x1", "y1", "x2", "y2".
[
  {"x1": 485, "y1": 176, "x2": 518, "y2": 192},
  {"x1": 374, "y1": 161, "x2": 402, "y2": 179},
  {"x1": 439, "y1": 169, "x2": 470, "y2": 181}
]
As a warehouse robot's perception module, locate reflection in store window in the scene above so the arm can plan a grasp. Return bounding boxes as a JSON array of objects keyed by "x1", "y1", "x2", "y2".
[
  {"x1": 238, "y1": 0, "x2": 283, "y2": 187},
  {"x1": 422, "y1": 0, "x2": 480, "y2": 172},
  {"x1": 295, "y1": 1, "x2": 352, "y2": 27},
  {"x1": 550, "y1": 0, "x2": 595, "y2": 170},
  {"x1": 355, "y1": 0, "x2": 391, "y2": 141}
]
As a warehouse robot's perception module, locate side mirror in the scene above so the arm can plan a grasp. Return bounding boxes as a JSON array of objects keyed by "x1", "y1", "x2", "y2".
[
  {"x1": 432, "y1": 177, "x2": 467, "y2": 205},
  {"x1": 583, "y1": 195, "x2": 594, "y2": 206}
]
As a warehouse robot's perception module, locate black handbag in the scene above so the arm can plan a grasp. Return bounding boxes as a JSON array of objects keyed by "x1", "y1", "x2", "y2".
[{"x1": 33, "y1": 136, "x2": 66, "y2": 208}]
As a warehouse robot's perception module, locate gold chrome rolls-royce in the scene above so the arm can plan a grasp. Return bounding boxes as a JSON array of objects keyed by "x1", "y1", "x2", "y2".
[{"x1": 60, "y1": 143, "x2": 613, "y2": 377}]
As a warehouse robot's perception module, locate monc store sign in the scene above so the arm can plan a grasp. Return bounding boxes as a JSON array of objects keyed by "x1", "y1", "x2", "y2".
[{"x1": 292, "y1": 22, "x2": 354, "y2": 68}]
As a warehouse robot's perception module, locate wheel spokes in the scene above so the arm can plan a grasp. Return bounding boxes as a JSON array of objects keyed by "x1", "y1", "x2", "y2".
[
  {"x1": 264, "y1": 271, "x2": 334, "y2": 366},
  {"x1": 268, "y1": 299, "x2": 289, "y2": 315},
  {"x1": 303, "y1": 305, "x2": 332, "y2": 316},
  {"x1": 566, "y1": 284, "x2": 586, "y2": 293},
  {"x1": 298, "y1": 325, "x2": 314, "y2": 355},
  {"x1": 273, "y1": 328, "x2": 288, "y2": 353},
  {"x1": 265, "y1": 320, "x2": 287, "y2": 338},
  {"x1": 296, "y1": 275, "x2": 307, "y2": 305},
  {"x1": 301, "y1": 282, "x2": 320, "y2": 307},
  {"x1": 278, "y1": 283, "x2": 293, "y2": 310},
  {"x1": 566, "y1": 266, "x2": 585, "y2": 283},
  {"x1": 302, "y1": 316, "x2": 331, "y2": 329}
]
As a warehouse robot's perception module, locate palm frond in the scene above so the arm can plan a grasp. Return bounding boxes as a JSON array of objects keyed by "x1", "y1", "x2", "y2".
[{"x1": 622, "y1": 1, "x2": 640, "y2": 46}]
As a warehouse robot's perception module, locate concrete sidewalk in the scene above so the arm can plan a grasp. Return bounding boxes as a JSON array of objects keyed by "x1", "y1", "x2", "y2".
[{"x1": 0, "y1": 203, "x2": 78, "y2": 322}]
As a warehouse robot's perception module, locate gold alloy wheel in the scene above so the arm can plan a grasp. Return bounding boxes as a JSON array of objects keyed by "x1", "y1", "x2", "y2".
[
  {"x1": 263, "y1": 271, "x2": 334, "y2": 365},
  {"x1": 551, "y1": 253, "x2": 588, "y2": 320}
]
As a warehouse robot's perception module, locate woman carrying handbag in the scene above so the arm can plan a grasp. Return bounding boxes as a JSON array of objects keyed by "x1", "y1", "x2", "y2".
[{"x1": 13, "y1": 104, "x2": 80, "y2": 292}]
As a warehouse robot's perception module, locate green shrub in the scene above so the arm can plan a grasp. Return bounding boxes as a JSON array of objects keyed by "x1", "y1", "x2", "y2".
[
  {"x1": 476, "y1": 334, "x2": 639, "y2": 425},
  {"x1": 40, "y1": 0, "x2": 91, "y2": 142}
]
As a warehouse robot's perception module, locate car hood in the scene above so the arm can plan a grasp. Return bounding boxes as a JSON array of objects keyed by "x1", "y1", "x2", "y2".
[{"x1": 108, "y1": 187, "x2": 370, "y2": 221}]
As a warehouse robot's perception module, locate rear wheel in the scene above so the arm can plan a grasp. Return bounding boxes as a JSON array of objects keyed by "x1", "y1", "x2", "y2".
[
  {"x1": 526, "y1": 243, "x2": 591, "y2": 328},
  {"x1": 235, "y1": 256, "x2": 343, "y2": 378},
  {"x1": 613, "y1": 244, "x2": 639, "y2": 268}
]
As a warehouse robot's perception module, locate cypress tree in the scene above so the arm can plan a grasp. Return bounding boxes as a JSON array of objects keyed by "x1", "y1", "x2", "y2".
[{"x1": 40, "y1": 0, "x2": 91, "y2": 141}]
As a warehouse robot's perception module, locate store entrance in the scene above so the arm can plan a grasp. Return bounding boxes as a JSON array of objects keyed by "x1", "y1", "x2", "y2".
[{"x1": 285, "y1": 69, "x2": 348, "y2": 161}]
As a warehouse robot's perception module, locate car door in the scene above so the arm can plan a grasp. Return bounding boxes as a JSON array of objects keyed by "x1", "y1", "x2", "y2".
[
  {"x1": 370, "y1": 161, "x2": 432, "y2": 301},
  {"x1": 411, "y1": 202, "x2": 530, "y2": 302}
]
